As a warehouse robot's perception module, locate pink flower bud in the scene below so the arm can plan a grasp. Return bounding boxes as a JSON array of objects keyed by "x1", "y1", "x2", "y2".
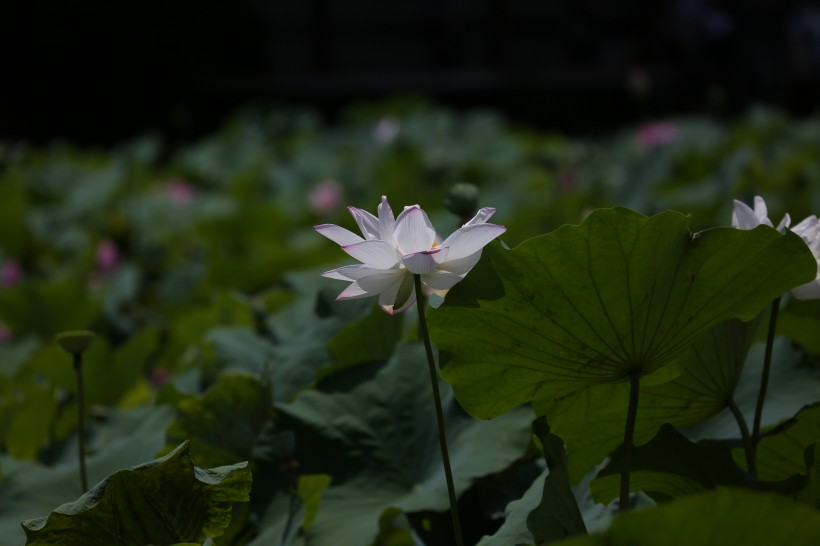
[
  {"x1": 309, "y1": 179, "x2": 344, "y2": 216},
  {"x1": 165, "y1": 179, "x2": 195, "y2": 205},
  {"x1": 0, "y1": 323, "x2": 12, "y2": 343},
  {"x1": 95, "y1": 240, "x2": 120, "y2": 273},
  {"x1": 1, "y1": 260, "x2": 22, "y2": 287},
  {"x1": 636, "y1": 121, "x2": 679, "y2": 151}
]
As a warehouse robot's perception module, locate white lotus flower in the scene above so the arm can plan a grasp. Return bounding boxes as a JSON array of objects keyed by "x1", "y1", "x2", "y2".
[
  {"x1": 731, "y1": 195, "x2": 790, "y2": 231},
  {"x1": 316, "y1": 196, "x2": 506, "y2": 314},
  {"x1": 789, "y1": 214, "x2": 820, "y2": 300},
  {"x1": 732, "y1": 195, "x2": 820, "y2": 300}
]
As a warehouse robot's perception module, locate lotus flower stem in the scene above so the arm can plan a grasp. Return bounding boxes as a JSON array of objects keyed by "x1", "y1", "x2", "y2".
[
  {"x1": 619, "y1": 371, "x2": 640, "y2": 512},
  {"x1": 728, "y1": 398, "x2": 756, "y2": 476},
  {"x1": 56, "y1": 331, "x2": 94, "y2": 493},
  {"x1": 414, "y1": 274, "x2": 465, "y2": 546},
  {"x1": 73, "y1": 352, "x2": 88, "y2": 492},
  {"x1": 752, "y1": 297, "x2": 781, "y2": 452}
]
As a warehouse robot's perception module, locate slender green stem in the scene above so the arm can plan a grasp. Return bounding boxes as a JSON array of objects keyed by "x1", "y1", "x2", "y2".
[
  {"x1": 413, "y1": 274, "x2": 465, "y2": 546},
  {"x1": 73, "y1": 352, "x2": 88, "y2": 492},
  {"x1": 752, "y1": 297, "x2": 780, "y2": 450},
  {"x1": 727, "y1": 397, "x2": 756, "y2": 477},
  {"x1": 279, "y1": 489, "x2": 299, "y2": 546},
  {"x1": 619, "y1": 372, "x2": 640, "y2": 512}
]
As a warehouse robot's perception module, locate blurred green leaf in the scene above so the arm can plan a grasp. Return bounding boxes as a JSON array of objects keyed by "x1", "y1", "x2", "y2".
[
  {"x1": 257, "y1": 342, "x2": 533, "y2": 546},
  {"x1": 298, "y1": 474, "x2": 332, "y2": 531},
  {"x1": 166, "y1": 374, "x2": 272, "y2": 468}
]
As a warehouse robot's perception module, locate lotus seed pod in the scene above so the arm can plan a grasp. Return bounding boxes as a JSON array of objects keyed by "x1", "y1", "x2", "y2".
[
  {"x1": 443, "y1": 183, "x2": 479, "y2": 219},
  {"x1": 55, "y1": 330, "x2": 95, "y2": 355}
]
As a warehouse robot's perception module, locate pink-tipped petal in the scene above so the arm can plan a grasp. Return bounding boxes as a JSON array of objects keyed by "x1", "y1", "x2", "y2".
[
  {"x1": 440, "y1": 223, "x2": 506, "y2": 261},
  {"x1": 342, "y1": 240, "x2": 401, "y2": 268},
  {"x1": 348, "y1": 206, "x2": 380, "y2": 240},
  {"x1": 402, "y1": 248, "x2": 445, "y2": 274},
  {"x1": 464, "y1": 207, "x2": 497, "y2": 226},
  {"x1": 315, "y1": 224, "x2": 365, "y2": 246},
  {"x1": 394, "y1": 205, "x2": 437, "y2": 254}
]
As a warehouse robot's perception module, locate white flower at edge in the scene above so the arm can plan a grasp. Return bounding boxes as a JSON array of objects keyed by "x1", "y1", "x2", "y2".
[
  {"x1": 790, "y1": 214, "x2": 820, "y2": 299},
  {"x1": 731, "y1": 195, "x2": 791, "y2": 231},
  {"x1": 732, "y1": 195, "x2": 820, "y2": 300},
  {"x1": 315, "y1": 196, "x2": 506, "y2": 314}
]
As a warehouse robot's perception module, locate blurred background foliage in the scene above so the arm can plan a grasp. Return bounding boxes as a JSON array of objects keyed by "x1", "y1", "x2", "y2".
[{"x1": 2, "y1": 98, "x2": 820, "y2": 544}]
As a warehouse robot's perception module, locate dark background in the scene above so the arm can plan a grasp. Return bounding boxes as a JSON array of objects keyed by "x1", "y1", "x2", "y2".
[{"x1": 4, "y1": 0, "x2": 820, "y2": 145}]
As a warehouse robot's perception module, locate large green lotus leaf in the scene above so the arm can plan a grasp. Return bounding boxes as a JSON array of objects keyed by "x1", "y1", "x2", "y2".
[
  {"x1": 430, "y1": 208, "x2": 815, "y2": 419},
  {"x1": 22, "y1": 441, "x2": 251, "y2": 546},
  {"x1": 258, "y1": 342, "x2": 533, "y2": 546},
  {"x1": 0, "y1": 405, "x2": 175, "y2": 546},
  {"x1": 589, "y1": 424, "x2": 803, "y2": 505},
  {"x1": 536, "y1": 317, "x2": 760, "y2": 481},
  {"x1": 558, "y1": 488, "x2": 820, "y2": 546},
  {"x1": 165, "y1": 374, "x2": 272, "y2": 468}
]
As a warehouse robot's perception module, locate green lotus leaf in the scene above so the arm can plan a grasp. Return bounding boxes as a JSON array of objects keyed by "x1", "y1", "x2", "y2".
[
  {"x1": 22, "y1": 441, "x2": 251, "y2": 546},
  {"x1": 430, "y1": 207, "x2": 815, "y2": 419},
  {"x1": 559, "y1": 488, "x2": 820, "y2": 546}
]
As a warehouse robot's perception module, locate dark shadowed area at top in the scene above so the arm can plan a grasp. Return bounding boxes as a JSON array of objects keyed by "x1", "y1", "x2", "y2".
[{"x1": 3, "y1": 0, "x2": 820, "y2": 145}]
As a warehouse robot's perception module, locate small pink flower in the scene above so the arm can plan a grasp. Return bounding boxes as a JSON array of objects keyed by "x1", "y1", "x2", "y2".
[
  {"x1": 95, "y1": 240, "x2": 120, "y2": 274},
  {"x1": 1, "y1": 260, "x2": 22, "y2": 287},
  {"x1": 165, "y1": 179, "x2": 195, "y2": 205},
  {"x1": 557, "y1": 169, "x2": 578, "y2": 193},
  {"x1": 0, "y1": 323, "x2": 12, "y2": 343},
  {"x1": 636, "y1": 121, "x2": 679, "y2": 151},
  {"x1": 309, "y1": 179, "x2": 344, "y2": 215}
]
